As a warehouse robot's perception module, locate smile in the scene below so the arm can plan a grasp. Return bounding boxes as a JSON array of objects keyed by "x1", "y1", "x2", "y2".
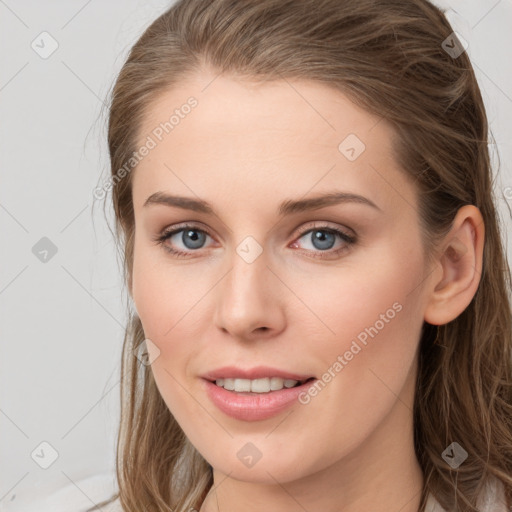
[
  {"x1": 202, "y1": 377, "x2": 317, "y2": 421},
  {"x1": 214, "y1": 377, "x2": 310, "y2": 393}
]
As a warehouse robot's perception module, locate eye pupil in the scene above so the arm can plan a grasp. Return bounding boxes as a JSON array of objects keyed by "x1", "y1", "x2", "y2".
[
  {"x1": 183, "y1": 229, "x2": 206, "y2": 249},
  {"x1": 312, "y1": 230, "x2": 335, "y2": 250}
]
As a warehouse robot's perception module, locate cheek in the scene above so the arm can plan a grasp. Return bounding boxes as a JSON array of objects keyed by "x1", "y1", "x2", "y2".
[
  {"x1": 131, "y1": 241, "x2": 191, "y2": 367},
  {"x1": 132, "y1": 238, "x2": 197, "y2": 340},
  {"x1": 131, "y1": 240, "x2": 219, "y2": 400},
  {"x1": 282, "y1": 249, "x2": 425, "y2": 468},
  {"x1": 306, "y1": 246, "x2": 424, "y2": 346},
  {"x1": 131, "y1": 247, "x2": 205, "y2": 421},
  {"x1": 302, "y1": 242, "x2": 426, "y2": 396}
]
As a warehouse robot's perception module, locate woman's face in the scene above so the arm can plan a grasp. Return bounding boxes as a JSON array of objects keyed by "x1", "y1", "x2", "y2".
[{"x1": 131, "y1": 69, "x2": 432, "y2": 483}]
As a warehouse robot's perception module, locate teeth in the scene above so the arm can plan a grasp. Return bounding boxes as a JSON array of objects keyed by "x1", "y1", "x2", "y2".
[
  {"x1": 235, "y1": 378, "x2": 251, "y2": 392},
  {"x1": 223, "y1": 378, "x2": 235, "y2": 391},
  {"x1": 251, "y1": 378, "x2": 271, "y2": 392},
  {"x1": 270, "y1": 377, "x2": 283, "y2": 390},
  {"x1": 215, "y1": 377, "x2": 302, "y2": 393}
]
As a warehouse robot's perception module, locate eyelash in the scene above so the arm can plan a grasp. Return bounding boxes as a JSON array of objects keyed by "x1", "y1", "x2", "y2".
[{"x1": 153, "y1": 222, "x2": 357, "y2": 260}]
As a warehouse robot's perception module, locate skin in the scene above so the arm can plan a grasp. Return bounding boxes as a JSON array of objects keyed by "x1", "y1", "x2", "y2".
[{"x1": 130, "y1": 67, "x2": 484, "y2": 512}]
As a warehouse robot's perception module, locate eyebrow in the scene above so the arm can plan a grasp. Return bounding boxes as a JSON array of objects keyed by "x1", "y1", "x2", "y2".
[{"x1": 143, "y1": 190, "x2": 381, "y2": 215}]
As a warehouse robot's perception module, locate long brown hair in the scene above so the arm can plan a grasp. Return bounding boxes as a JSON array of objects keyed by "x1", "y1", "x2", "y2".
[{"x1": 92, "y1": 1, "x2": 512, "y2": 510}]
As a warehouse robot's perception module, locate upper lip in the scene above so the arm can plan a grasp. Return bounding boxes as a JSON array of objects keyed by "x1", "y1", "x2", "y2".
[{"x1": 201, "y1": 366, "x2": 315, "y2": 382}]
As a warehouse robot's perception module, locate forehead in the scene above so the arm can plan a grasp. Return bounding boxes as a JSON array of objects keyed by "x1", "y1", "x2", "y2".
[{"x1": 132, "y1": 69, "x2": 415, "y2": 216}]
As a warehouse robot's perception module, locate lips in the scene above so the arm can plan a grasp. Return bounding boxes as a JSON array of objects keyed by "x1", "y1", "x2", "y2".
[
  {"x1": 200, "y1": 366, "x2": 317, "y2": 421},
  {"x1": 201, "y1": 365, "x2": 315, "y2": 382}
]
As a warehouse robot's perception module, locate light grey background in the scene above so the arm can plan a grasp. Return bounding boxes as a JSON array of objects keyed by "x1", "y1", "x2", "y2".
[{"x1": 1, "y1": 0, "x2": 511, "y2": 509}]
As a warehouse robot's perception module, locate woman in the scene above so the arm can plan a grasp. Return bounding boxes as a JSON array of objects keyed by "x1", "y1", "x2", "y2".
[{"x1": 93, "y1": 0, "x2": 512, "y2": 510}]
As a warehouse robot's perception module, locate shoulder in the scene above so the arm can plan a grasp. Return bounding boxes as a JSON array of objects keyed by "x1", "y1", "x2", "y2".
[
  {"x1": 1, "y1": 473, "x2": 120, "y2": 512},
  {"x1": 425, "y1": 492, "x2": 447, "y2": 512},
  {"x1": 425, "y1": 476, "x2": 509, "y2": 512},
  {"x1": 477, "y1": 475, "x2": 509, "y2": 512},
  {"x1": 102, "y1": 497, "x2": 124, "y2": 512}
]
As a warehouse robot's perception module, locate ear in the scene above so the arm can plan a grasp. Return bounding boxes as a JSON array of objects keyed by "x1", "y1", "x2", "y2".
[{"x1": 423, "y1": 205, "x2": 485, "y2": 326}]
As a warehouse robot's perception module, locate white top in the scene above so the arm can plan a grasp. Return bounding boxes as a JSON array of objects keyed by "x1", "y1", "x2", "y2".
[
  {"x1": 1, "y1": 472, "x2": 507, "y2": 512},
  {"x1": 0, "y1": 473, "x2": 121, "y2": 512},
  {"x1": 424, "y1": 476, "x2": 508, "y2": 512}
]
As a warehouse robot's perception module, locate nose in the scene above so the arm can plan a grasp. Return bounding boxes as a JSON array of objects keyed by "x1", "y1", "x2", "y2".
[{"x1": 213, "y1": 242, "x2": 286, "y2": 341}]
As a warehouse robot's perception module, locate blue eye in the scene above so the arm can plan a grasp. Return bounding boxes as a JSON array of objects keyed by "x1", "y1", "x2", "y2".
[
  {"x1": 302, "y1": 230, "x2": 337, "y2": 250},
  {"x1": 292, "y1": 226, "x2": 356, "y2": 259},
  {"x1": 176, "y1": 228, "x2": 208, "y2": 250},
  {"x1": 156, "y1": 226, "x2": 212, "y2": 256},
  {"x1": 154, "y1": 223, "x2": 356, "y2": 260}
]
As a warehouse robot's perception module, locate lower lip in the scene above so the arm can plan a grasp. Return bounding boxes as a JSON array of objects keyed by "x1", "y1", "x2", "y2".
[{"x1": 202, "y1": 378, "x2": 316, "y2": 421}]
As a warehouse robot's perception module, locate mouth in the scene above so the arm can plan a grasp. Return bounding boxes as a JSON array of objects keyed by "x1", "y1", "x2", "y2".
[{"x1": 201, "y1": 371, "x2": 318, "y2": 421}]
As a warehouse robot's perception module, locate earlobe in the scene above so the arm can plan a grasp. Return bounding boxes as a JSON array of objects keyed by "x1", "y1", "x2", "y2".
[{"x1": 424, "y1": 205, "x2": 485, "y2": 326}]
